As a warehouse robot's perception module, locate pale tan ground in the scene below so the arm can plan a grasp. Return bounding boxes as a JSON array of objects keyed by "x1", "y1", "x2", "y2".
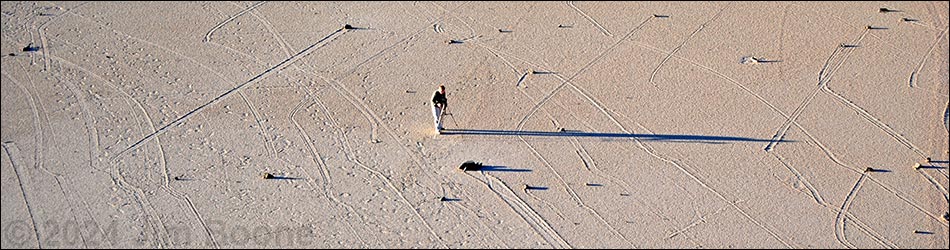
[{"x1": 1, "y1": 1, "x2": 948, "y2": 248}]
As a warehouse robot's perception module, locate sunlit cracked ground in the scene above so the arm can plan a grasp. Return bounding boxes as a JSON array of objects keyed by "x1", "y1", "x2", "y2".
[{"x1": 2, "y1": 1, "x2": 948, "y2": 248}]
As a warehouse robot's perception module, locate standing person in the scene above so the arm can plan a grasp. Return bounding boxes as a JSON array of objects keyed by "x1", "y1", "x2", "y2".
[{"x1": 431, "y1": 84, "x2": 447, "y2": 133}]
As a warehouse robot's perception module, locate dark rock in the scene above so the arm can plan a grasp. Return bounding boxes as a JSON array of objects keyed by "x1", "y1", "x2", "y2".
[
  {"x1": 879, "y1": 8, "x2": 900, "y2": 13},
  {"x1": 22, "y1": 43, "x2": 40, "y2": 52},
  {"x1": 459, "y1": 161, "x2": 483, "y2": 171}
]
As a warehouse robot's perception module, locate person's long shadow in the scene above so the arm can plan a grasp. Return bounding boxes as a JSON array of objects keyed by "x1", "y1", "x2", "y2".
[{"x1": 439, "y1": 129, "x2": 793, "y2": 144}]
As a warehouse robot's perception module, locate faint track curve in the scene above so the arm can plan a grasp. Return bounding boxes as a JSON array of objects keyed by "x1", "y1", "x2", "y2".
[
  {"x1": 909, "y1": 27, "x2": 948, "y2": 88},
  {"x1": 567, "y1": 1, "x2": 612, "y2": 37},
  {"x1": 1, "y1": 141, "x2": 42, "y2": 248},
  {"x1": 115, "y1": 28, "x2": 347, "y2": 159},
  {"x1": 835, "y1": 172, "x2": 867, "y2": 249},
  {"x1": 648, "y1": 7, "x2": 726, "y2": 86},
  {"x1": 204, "y1": 1, "x2": 266, "y2": 42},
  {"x1": 463, "y1": 171, "x2": 572, "y2": 248}
]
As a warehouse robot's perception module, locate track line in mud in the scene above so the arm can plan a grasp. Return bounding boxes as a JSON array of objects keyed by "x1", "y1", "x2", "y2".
[
  {"x1": 667, "y1": 205, "x2": 730, "y2": 239},
  {"x1": 765, "y1": 29, "x2": 869, "y2": 152},
  {"x1": 569, "y1": 136, "x2": 703, "y2": 247},
  {"x1": 459, "y1": 5, "x2": 939, "y2": 247},
  {"x1": 33, "y1": 2, "x2": 91, "y2": 70},
  {"x1": 210, "y1": 6, "x2": 483, "y2": 245},
  {"x1": 619, "y1": 38, "x2": 941, "y2": 225},
  {"x1": 215, "y1": 17, "x2": 374, "y2": 245},
  {"x1": 287, "y1": 4, "x2": 506, "y2": 245},
  {"x1": 204, "y1": 1, "x2": 266, "y2": 43},
  {"x1": 115, "y1": 28, "x2": 347, "y2": 159},
  {"x1": 648, "y1": 7, "x2": 726, "y2": 86},
  {"x1": 835, "y1": 172, "x2": 866, "y2": 249},
  {"x1": 470, "y1": 16, "x2": 792, "y2": 246},
  {"x1": 1, "y1": 142, "x2": 42, "y2": 248},
  {"x1": 464, "y1": 171, "x2": 571, "y2": 248},
  {"x1": 43, "y1": 53, "x2": 202, "y2": 247},
  {"x1": 3, "y1": 65, "x2": 60, "y2": 248},
  {"x1": 517, "y1": 133, "x2": 633, "y2": 246},
  {"x1": 200, "y1": 17, "x2": 374, "y2": 247},
  {"x1": 516, "y1": 16, "x2": 654, "y2": 131},
  {"x1": 489, "y1": 18, "x2": 930, "y2": 245},
  {"x1": 289, "y1": 97, "x2": 371, "y2": 247},
  {"x1": 567, "y1": 1, "x2": 612, "y2": 37},
  {"x1": 771, "y1": 153, "x2": 825, "y2": 204},
  {"x1": 916, "y1": 168, "x2": 950, "y2": 202},
  {"x1": 443, "y1": 198, "x2": 511, "y2": 248}
]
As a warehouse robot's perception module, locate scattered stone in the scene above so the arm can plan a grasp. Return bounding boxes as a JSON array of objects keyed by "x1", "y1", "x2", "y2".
[
  {"x1": 865, "y1": 167, "x2": 893, "y2": 173},
  {"x1": 524, "y1": 185, "x2": 547, "y2": 191},
  {"x1": 459, "y1": 161, "x2": 483, "y2": 171},
  {"x1": 879, "y1": 8, "x2": 900, "y2": 13},
  {"x1": 22, "y1": 43, "x2": 40, "y2": 52},
  {"x1": 740, "y1": 56, "x2": 760, "y2": 64}
]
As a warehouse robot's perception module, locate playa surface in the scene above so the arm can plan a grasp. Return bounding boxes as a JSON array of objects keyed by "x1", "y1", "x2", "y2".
[{"x1": 2, "y1": 1, "x2": 948, "y2": 248}]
